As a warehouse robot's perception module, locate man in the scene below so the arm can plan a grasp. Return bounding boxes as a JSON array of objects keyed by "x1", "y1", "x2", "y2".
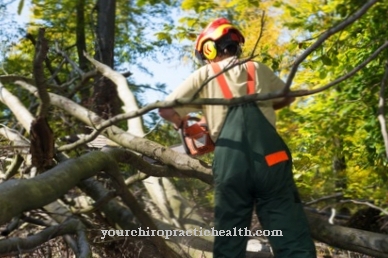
[{"x1": 159, "y1": 18, "x2": 316, "y2": 258}]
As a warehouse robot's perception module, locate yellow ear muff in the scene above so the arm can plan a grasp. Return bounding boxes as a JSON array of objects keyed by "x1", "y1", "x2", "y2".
[{"x1": 202, "y1": 41, "x2": 217, "y2": 60}]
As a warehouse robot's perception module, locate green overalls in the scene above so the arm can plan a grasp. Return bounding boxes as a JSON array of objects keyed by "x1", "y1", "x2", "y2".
[{"x1": 211, "y1": 62, "x2": 316, "y2": 258}]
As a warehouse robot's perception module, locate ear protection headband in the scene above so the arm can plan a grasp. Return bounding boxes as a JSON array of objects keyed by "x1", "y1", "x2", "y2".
[{"x1": 200, "y1": 33, "x2": 243, "y2": 62}]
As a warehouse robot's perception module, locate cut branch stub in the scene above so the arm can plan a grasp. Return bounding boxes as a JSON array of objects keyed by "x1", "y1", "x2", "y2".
[{"x1": 29, "y1": 116, "x2": 55, "y2": 172}]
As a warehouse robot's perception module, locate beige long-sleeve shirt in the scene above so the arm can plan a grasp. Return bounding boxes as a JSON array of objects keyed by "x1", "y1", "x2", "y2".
[{"x1": 166, "y1": 57, "x2": 286, "y2": 142}]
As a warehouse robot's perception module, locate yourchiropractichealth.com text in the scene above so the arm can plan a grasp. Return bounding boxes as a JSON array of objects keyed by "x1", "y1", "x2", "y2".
[{"x1": 101, "y1": 227, "x2": 283, "y2": 240}]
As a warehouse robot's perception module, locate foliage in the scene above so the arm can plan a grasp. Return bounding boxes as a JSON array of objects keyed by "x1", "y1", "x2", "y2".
[{"x1": 274, "y1": 0, "x2": 388, "y2": 205}]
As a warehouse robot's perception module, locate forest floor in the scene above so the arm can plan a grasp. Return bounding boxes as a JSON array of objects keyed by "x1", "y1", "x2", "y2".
[
  {"x1": 0, "y1": 206, "x2": 383, "y2": 258},
  {"x1": 197, "y1": 206, "x2": 376, "y2": 258}
]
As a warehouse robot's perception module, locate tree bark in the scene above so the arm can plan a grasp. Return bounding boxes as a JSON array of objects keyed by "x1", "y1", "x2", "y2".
[
  {"x1": 307, "y1": 211, "x2": 388, "y2": 258},
  {"x1": 0, "y1": 219, "x2": 89, "y2": 257},
  {"x1": 0, "y1": 151, "x2": 113, "y2": 225},
  {"x1": 92, "y1": 0, "x2": 120, "y2": 118},
  {"x1": 75, "y1": 0, "x2": 91, "y2": 104}
]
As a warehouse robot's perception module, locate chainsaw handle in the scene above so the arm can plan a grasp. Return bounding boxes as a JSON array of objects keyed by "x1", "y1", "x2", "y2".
[
  {"x1": 181, "y1": 116, "x2": 200, "y2": 129},
  {"x1": 181, "y1": 116, "x2": 209, "y2": 130}
]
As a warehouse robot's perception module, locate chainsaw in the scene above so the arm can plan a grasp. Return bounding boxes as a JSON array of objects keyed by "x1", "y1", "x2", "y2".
[
  {"x1": 178, "y1": 115, "x2": 215, "y2": 156},
  {"x1": 142, "y1": 115, "x2": 215, "y2": 165}
]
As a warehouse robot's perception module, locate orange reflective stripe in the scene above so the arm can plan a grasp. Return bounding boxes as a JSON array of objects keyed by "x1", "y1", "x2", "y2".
[
  {"x1": 246, "y1": 62, "x2": 255, "y2": 95},
  {"x1": 211, "y1": 63, "x2": 233, "y2": 99},
  {"x1": 265, "y1": 150, "x2": 289, "y2": 166}
]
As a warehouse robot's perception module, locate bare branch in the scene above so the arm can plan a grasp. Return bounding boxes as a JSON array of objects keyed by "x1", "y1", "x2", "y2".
[
  {"x1": 67, "y1": 70, "x2": 98, "y2": 98},
  {"x1": 284, "y1": 0, "x2": 379, "y2": 91},
  {"x1": 248, "y1": 10, "x2": 266, "y2": 59},
  {"x1": 304, "y1": 193, "x2": 344, "y2": 206},
  {"x1": 104, "y1": 147, "x2": 213, "y2": 184},
  {"x1": 0, "y1": 75, "x2": 35, "y2": 85},
  {"x1": 101, "y1": 148, "x2": 181, "y2": 258},
  {"x1": 339, "y1": 200, "x2": 388, "y2": 216},
  {"x1": 4, "y1": 154, "x2": 23, "y2": 180},
  {"x1": 76, "y1": 227, "x2": 91, "y2": 258},
  {"x1": 292, "y1": 41, "x2": 388, "y2": 96},
  {"x1": 0, "y1": 219, "x2": 88, "y2": 257},
  {"x1": 125, "y1": 172, "x2": 149, "y2": 185},
  {"x1": 83, "y1": 51, "x2": 144, "y2": 137},
  {"x1": 33, "y1": 28, "x2": 50, "y2": 117},
  {"x1": 55, "y1": 43, "x2": 85, "y2": 76},
  {"x1": 377, "y1": 62, "x2": 388, "y2": 158},
  {"x1": 0, "y1": 83, "x2": 35, "y2": 131}
]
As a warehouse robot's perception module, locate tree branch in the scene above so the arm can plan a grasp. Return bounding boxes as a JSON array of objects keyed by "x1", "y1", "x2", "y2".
[
  {"x1": 104, "y1": 147, "x2": 213, "y2": 184},
  {"x1": 17, "y1": 82, "x2": 213, "y2": 180},
  {"x1": 33, "y1": 28, "x2": 50, "y2": 117},
  {"x1": 295, "y1": 41, "x2": 388, "y2": 96},
  {"x1": 0, "y1": 151, "x2": 117, "y2": 225},
  {"x1": 339, "y1": 200, "x2": 388, "y2": 216},
  {"x1": 304, "y1": 193, "x2": 344, "y2": 206},
  {"x1": 84, "y1": 51, "x2": 144, "y2": 137},
  {"x1": 101, "y1": 148, "x2": 181, "y2": 258},
  {"x1": 248, "y1": 10, "x2": 266, "y2": 59},
  {"x1": 0, "y1": 83, "x2": 35, "y2": 131},
  {"x1": 0, "y1": 219, "x2": 89, "y2": 258},
  {"x1": 284, "y1": 0, "x2": 379, "y2": 91}
]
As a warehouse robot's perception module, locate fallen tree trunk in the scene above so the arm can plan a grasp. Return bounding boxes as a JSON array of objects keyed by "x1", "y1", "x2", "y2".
[
  {"x1": 306, "y1": 211, "x2": 388, "y2": 258},
  {"x1": 0, "y1": 151, "x2": 113, "y2": 225}
]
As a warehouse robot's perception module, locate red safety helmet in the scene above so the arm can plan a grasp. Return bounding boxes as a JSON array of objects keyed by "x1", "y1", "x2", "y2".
[{"x1": 194, "y1": 18, "x2": 245, "y2": 63}]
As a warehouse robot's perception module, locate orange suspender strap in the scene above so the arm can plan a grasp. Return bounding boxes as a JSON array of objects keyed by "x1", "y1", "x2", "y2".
[
  {"x1": 211, "y1": 62, "x2": 256, "y2": 99},
  {"x1": 246, "y1": 61, "x2": 256, "y2": 94},
  {"x1": 211, "y1": 63, "x2": 233, "y2": 99}
]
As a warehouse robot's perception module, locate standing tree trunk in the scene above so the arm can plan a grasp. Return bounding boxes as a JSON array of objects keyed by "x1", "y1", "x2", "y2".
[
  {"x1": 92, "y1": 0, "x2": 121, "y2": 118},
  {"x1": 75, "y1": 0, "x2": 91, "y2": 105}
]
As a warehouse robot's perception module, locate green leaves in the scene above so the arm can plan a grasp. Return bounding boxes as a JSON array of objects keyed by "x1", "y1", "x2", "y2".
[
  {"x1": 321, "y1": 55, "x2": 332, "y2": 66},
  {"x1": 155, "y1": 32, "x2": 172, "y2": 44},
  {"x1": 17, "y1": 0, "x2": 24, "y2": 15}
]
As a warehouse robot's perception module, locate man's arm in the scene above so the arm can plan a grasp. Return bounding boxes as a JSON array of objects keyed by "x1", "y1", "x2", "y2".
[
  {"x1": 272, "y1": 96, "x2": 295, "y2": 110},
  {"x1": 159, "y1": 108, "x2": 183, "y2": 130},
  {"x1": 259, "y1": 63, "x2": 295, "y2": 110}
]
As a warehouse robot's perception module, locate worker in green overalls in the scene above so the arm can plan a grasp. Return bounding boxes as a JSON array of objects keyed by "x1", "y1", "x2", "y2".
[{"x1": 159, "y1": 17, "x2": 317, "y2": 258}]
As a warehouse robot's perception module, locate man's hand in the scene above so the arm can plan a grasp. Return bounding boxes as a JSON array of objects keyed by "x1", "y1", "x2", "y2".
[{"x1": 159, "y1": 108, "x2": 183, "y2": 129}]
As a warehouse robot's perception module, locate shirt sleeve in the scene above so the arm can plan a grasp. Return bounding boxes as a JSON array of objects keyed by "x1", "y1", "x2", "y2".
[
  {"x1": 165, "y1": 68, "x2": 205, "y2": 117},
  {"x1": 258, "y1": 63, "x2": 286, "y2": 104}
]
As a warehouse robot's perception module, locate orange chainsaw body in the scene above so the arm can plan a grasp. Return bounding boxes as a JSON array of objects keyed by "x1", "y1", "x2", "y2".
[{"x1": 180, "y1": 116, "x2": 215, "y2": 156}]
